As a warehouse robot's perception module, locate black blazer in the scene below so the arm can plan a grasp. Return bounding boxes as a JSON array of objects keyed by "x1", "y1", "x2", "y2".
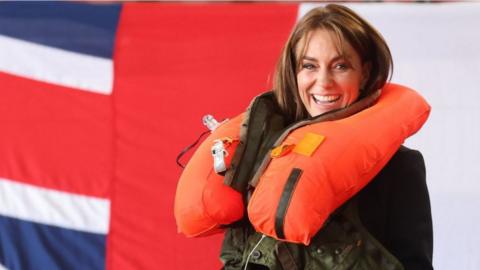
[{"x1": 358, "y1": 146, "x2": 434, "y2": 270}]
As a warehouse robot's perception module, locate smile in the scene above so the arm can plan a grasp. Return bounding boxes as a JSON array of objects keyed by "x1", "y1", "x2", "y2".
[{"x1": 311, "y1": 94, "x2": 341, "y2": 104}]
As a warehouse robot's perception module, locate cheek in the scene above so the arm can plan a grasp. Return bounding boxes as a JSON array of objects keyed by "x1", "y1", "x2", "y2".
[
  {"x1": 343, "y1": 84, "x2": 361, "y2": 105},
  {"x1": 338, "y1": 75, "x2": 362, "y2": 99},
  {"x1": 296, "y1": 72, "x2": 311, "y2": 96}
]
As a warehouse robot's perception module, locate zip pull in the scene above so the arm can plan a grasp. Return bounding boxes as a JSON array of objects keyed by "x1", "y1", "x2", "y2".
[{"x1": 243, "y1": 234, "x2": 267, "y2": 270}]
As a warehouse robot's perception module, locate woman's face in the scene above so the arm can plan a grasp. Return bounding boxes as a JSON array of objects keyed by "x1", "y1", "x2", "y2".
[{"x1": 297, "y1": 29, "x2": 368, "y2": 117}]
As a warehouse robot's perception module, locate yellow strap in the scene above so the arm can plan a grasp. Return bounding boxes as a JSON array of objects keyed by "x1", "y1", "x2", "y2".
[{"x1": 271, "y1": 144, "x2": 295, "y2": 158}]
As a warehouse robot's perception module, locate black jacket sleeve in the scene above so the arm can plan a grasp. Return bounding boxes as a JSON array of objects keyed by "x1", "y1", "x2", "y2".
[{"x1": 358, "y1": 146, "x2": 434, "y2": 270}]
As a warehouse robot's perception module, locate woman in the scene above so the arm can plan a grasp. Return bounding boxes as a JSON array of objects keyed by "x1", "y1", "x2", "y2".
[{"x1": 220, "y1": 4, "x2": 433, "y2": 270}]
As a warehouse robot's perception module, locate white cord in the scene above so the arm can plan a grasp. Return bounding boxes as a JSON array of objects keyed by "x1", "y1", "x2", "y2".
[{"x1": 243, "y1": 234, "x2": 267, "y2": 270}]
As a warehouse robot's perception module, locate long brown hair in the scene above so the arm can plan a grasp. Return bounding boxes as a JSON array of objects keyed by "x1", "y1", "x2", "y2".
[{"x1": 273, "y1": 4, "x2": 393, "y2": 122}]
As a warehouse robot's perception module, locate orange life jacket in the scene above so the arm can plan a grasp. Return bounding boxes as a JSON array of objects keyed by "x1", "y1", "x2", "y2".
[{"x1": 174, "y1": 83, "x2": 431, "y2": 244}]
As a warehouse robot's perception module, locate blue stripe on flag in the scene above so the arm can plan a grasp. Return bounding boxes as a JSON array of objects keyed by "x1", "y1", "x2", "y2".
[
  {"x1": 0, "y1": 215, "x2": 106, "y2": 270},
  {"x1": 0, "y1": 1, "x2": 121, "y2": 58}
]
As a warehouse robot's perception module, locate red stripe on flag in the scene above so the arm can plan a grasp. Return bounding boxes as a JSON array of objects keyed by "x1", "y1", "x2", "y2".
[
  {"x1": 0, "y1": 72, "x2": 112, "y2": 198},
  {"x1": 108, "y1": 3, "x2": 298, "y2": 270}
]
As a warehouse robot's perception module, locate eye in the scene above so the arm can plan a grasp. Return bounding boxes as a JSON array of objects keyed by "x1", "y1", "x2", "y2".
[
  {"x1": 302, "y1": 63, "x2": 316, "y2": 70},
  {"x1": 334, "y1": 63, "x2": 349, "y2": 71}
]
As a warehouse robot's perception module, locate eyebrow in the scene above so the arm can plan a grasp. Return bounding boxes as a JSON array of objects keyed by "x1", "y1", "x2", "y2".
[{"x1": 302, "y1": 54, "x2": 350, "y2": 62}]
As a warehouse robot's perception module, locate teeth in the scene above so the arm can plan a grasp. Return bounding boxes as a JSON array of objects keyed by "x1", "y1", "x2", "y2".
[{"x1": 312, "y1": 94, "x2": 339, "y2": 103}]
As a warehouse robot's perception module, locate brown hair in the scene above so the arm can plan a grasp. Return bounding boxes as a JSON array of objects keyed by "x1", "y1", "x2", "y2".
[{"x1": 273, "y1": 4, "x2": 393, "y2": 122}]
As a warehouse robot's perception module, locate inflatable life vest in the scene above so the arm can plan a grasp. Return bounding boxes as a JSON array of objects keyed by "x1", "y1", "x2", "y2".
[
  {"x1": 174, "y1": 114, "x2": 245, "y2": 237},
  {"x1": 174, "y1": 83, "x2": 431, "y2": 244}
]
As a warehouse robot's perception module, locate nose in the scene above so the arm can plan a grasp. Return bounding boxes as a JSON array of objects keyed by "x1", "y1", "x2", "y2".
[{"x1": 315, "y1": 69, "x2": 333, "y2": 89}]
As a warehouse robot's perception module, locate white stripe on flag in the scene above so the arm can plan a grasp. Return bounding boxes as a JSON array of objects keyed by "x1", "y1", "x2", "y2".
[
  {"x1": 0, "y1": 263, "x2": 8, "y2": 270},
  {"x1": 0, "y1": 34, "x2": 113, "y2": 95},
  {"x1": 0, "y1": 177, "x2": 110, "y2": 234}
]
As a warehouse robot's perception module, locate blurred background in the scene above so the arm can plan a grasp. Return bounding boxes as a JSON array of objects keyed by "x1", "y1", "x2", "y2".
[{"x1": 0, "y1": 1, "x2": 479, "y2": 269}]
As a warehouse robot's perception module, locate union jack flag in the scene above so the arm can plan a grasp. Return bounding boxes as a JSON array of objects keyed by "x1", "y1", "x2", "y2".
[{"x1": 0, "y1": 2, "x2": 298, "y2": 269}]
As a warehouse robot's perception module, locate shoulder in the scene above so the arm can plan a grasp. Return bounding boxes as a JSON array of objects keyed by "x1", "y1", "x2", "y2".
[
  {"x1": 370, "y1": 145, "x2": 427, "y2": 199},
  {"x1": 395, "y1": 145, "x2": 420, "y2": 156},
  {"x1": 385, "y1": 145, "x2": 425, "y2": 175}
]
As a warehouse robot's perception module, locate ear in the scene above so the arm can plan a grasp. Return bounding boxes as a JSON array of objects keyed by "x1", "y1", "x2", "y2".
[{"x1": 361, "y1": 62, "x2": 372, "y2": 88}]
